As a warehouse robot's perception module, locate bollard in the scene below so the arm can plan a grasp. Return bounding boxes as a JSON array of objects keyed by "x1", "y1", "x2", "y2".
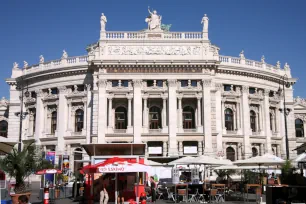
[{"x1": 44, "y1": 187, "x2": 49, "y2": 204}]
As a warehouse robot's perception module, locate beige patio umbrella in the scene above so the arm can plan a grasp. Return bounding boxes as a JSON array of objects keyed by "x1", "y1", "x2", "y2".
[{"x1": 168, "y1": 156, "x2": 195, "y2": 165}]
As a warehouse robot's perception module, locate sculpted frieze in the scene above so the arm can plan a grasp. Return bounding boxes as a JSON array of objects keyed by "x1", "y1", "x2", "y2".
[
  {"x1": 108, "y1": 46, "x2": 201, "y2": 56},
  {"x1": 295, "y1": 114, "x2": 306, "y2": 122}
]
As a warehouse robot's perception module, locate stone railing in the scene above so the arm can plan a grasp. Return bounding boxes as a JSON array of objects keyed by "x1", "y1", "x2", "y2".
[
  {"x1": 23, "y1": 55, "x2": 88, "y2": 75},
  {"x1": 104, "y1": 31, "x2": 203, "y2": 40}
]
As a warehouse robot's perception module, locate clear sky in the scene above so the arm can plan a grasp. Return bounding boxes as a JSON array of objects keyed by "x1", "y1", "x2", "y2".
[{"x1": 0, "y1": 0, "x2": 305, "y2": 98}]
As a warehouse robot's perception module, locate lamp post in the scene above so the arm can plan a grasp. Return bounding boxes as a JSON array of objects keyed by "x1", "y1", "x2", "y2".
[
  {"x1": 15, "y1": 77, "x2": 30, "y2": 152},
  {"x1": 277, "y1": 74, "x2": 293, "y2": 160}
]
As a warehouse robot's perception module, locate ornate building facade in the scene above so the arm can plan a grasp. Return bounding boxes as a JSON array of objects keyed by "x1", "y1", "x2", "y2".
[{"x1": 1, "y1": 11, "x2": 306, "y2": 169}]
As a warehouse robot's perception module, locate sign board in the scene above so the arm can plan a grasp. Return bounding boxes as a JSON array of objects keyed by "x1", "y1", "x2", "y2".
[
  {"x1": 184, "y1": 146, "x2": 197, "y2": 154},
  {"x1": 97, "y1": 163, "x2": 151, "y2": 173},
  {"x1": 148, "y1": 147, "x2": 162, "y2": 154}
]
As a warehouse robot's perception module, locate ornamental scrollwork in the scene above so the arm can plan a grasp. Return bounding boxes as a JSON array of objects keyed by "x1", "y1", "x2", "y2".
[
  {"x1": 71, "y1": 105, "x2": 84, "y2": 112},
  {"x1": 108, "y1": 45, "x2": 201, "y2": 56},
  {"x1": 242, "y1": 86, "x2": 249, "y2": 93},
  {"x1": 215, "y1": 83, "x2": 223, "y2": 91},
  {"x1": 202, "y1": 79, "x2": 212, "y2": 87},
  {"x1": 167, "y1": 79, "x2": 177, "y2": 87},
  {"x1": 98, "y1": 79, "x2": 107, "y2": 88},
  {"x1": 132, "y1": 80, "x2": 143, "y2": 88},
  {"x1": 250, "y1": 105, "x2": 259, "y2": 113},
  {"x1": 58, "y1": 86, "x2": 68, "y2": 94},
  {"x1": 47, "y1": 107, "x2": 57, "y2": 117},
  {"x1": 294, "y1": 114, "x2": 306, "y2": 122},
  {"x1": 85, "y1": 84, "x2": 92, "y2": 92},
  {"x1": 294, "y1": 96, "x2": 306, "y2": 107},
  {"x1": 269, "y1": 108, "x2": 276, "y2": 117},
  {"x1": 224, "y1": 103, "x2": 236, "y2": 112},
  {"x1": 35, "y1": 89, "x2": 44, "y2": 97}
]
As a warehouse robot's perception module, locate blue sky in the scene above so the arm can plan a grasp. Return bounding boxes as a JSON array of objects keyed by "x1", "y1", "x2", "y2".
[{"x1": 0, "y1": 0, "x2": 305, "y2": 98}]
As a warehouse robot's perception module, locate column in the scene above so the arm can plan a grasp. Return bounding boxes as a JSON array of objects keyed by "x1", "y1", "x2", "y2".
[
  {"x1": 168, "y1": 79, "x2": 178, "y2": 156},
  {"x1": 98, "y1": 79, "x2": 107, "y2": 143},
  {"x1": 259, "y1": 104, "x2": 263, "y2": 133},
  {"x1": 82, "y1": 99, "x2": 87, "y2": 135},
  {"x1": 163, "y1": 141, "x2": 167, "y2": 157},
  {"x1": 197, "y1": 96, "x2": 202, "y2": 132},
  {"x1": 203, "y1": 79, "x2": 213, "y2": 154},
  {"x1": 127, "y1": 95, "x2": 133, "y2": 133},
  {"x1": 233, "y1": 110, "x2": 237, "y2": 130},
  {"x1": 263, "y1": 89, "x2": 272, "y2": 154},
  {"x1": 221, "y1": 99, "x2": 226, "y2": 134},
  {"x1": 215, "y1": 83, "x2": 223, "y2": 151},
  {"x1": 162, "y1": 96, "x2": 167, "y2": 133},
  {"x1": 198, "y1": 141, "x2": 203, "y2": 155},
  {"x1": 107, "y1": 97, "x2": 113, "y2": 129},
  {"x1": 57, "y1": 86, "x2": 68, "y2": 154},
  {"x1": 177, "y1": 95, "x2": 183, "y2": 132},
  {"x1": 133, "y1": 80, "x2": 143, "y2": 143},
  {"x1": 272, "y1": 115, "x2": 276, "y2": 133},
  {"x1": 256, "y1": 112, "x2": 259, "y2": 132},
  {"x1": 236, "y1": 102, "x2": 241, "y2": 130},
  {"x1": 143, "y1": 96, "x2": 148, "y2": 133},
  {"x1": 145, "y1": 142, "x2": 149, "y2": 157},
  {"x1": 260, "y1": 143, "x2": 264, "y2": 156},
  {"x1": 242, "y1": 86, "x2": 251, "y2": 157},
  {"x1": 179, "y1": 141, "x2": 183, "y2": 156},
  {"x1": 275, "y1": 107, "x2": 280, "y2": 133},
  {"x1": 43, "y1": 105, "x2": 48, "y2": 133},
  {"x1": 67, "y1": 101, "x2": 71, "y2": 131},
  {"x1": 85, "y1": 84, "x2": 92, "y2": 144},
  {"x1": 34, "y1": 90, "x2": 44, "y2": 144},
  {"x1": 238, "y1": 143, "x2": 242, "y2": 160}
]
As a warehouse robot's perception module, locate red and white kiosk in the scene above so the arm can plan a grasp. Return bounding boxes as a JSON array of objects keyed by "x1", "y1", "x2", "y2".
[{"x1": 81, "y1": 143, "x2": 149, "y2": 204}]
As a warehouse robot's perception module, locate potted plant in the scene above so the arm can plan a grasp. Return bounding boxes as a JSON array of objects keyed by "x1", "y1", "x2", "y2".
[{"x1": 0, "y1": 142, "x2": 52, "y2": 204}]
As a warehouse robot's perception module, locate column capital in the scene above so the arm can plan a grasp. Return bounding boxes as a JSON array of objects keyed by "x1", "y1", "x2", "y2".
[
  {"x1": 202, "y1": 79, "x2": 212, "y2": 87},
  {"x1": 177, "y1": 94, "x2": 183, "y2": 100},
  {"x1": 143, "y1": 95, "x2": 149, "y2": 100},
  {"x1": 162, "y1": 95, "x2": 167, "y2": 100},
  {"x1": 126, "y1": 94, "x2": 133, "y2": 100},
  {"x1": 107, "y1": 94, "x2": 114, "y2": 100},
  {"x1": 132, "y1": 79, "x2": 143, "y2": 88},
  {"x1": 242, "y1": 86, "x2": 249, "y2": 93},
  {"x1": 98, "y1": 79, "x2": 107, "y2": 88},
  {"x1": 167, "y1": 79, "x2": 177, "y2": 87},
  {"x1": 215, "y1": 83, "x2": 223, "y2": 91},
  {"x1": 264, "y1": 89, "x2": 270, "y2": 97},
  {"x1": 58, "y1": 86, "x2": 68, "y2": 94},
  {"x1": 196, "y1": 94, "x2": 202, "y2": 100},
  {"x1": 35, "y1": 89, "x2": 44, "y2": 97}
]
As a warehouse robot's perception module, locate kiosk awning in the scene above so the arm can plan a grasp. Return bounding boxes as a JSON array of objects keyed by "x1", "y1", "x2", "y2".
[{"x1": 81, "y1": 143, "x2": 146, "y2": 157}]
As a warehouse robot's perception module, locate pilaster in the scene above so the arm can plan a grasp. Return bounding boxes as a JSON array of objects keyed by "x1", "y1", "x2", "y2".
[
  {"x1": 168, "y1": 79, "x2": 178, "y2": 156},
  {"x1": 202, "y1": 79, "x2": 213, "y2": 154},
  {"x1": 241, "y1": 86, "x2": 251, "y2": 158},
  {"x1": 86, "y1": 84, "x2": 92, "y2": 144},
  {"x1": 162, "y1": 96, "x2": 168, "y2": 133},
  {"x1": 57, "y1": 86, "x2": 68, "y2": 153},
  {"x1": 142, "y1": 95, "x2": 149, "y2": 133},
  {"x1": 215, "y1": 83, "x2": 223, "y2": 151},
  {"x1": 34, "y1": 90, "x2": 44, "y2": 144},
  {"x1": 98, "y1": 79, "x2": 107, "y2": 143},
  {"x1": 263, "y1": 90, "x2": 272, "y2": 154},
  {"x1": 127, "y1": 94, "x2": 133, "y2": 133},
  {"x1": 133, "y1": 80, "x2": 143, "y2": 143}
]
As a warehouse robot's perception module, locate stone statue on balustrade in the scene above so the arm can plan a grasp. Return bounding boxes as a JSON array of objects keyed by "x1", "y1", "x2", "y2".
[
  {"x1": 146, "y1": 7, "x2": 162, "y2": 31},
  {"x1": 201, "y1": 14, "x2": 209, "y2": 32},
  {"x1": 276, "y1": 61, "x2": 281, "y2": 69},
  {"x1": 100, "y1": 13, "x2": 107, "y2": 32},
  {"x1": 261, "y1": 55, "x2": 265, "y2": 63},
  {"x1": 284, "y1": 62, "x2": 290, "y2": 70},
  {"x1": 13, "y1": 62, "x2": 19, "y2": 69},
  {"x1": 62, "y1": 50, "x2": 68, "y2": 59},
  {"x1": 39, "y1": 55, "x2": 44, "y2": 64},
  {"x1": 239, "y1": 50, "x2": 245, "y2": 60},
  {"x1": 23, "y1": 61, "x2": 28, "y2": 68}
]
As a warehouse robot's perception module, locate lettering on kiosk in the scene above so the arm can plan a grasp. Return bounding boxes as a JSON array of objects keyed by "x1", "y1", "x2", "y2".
[{"x1": 98, "y1": 166, "x2": 125, "y2": 172}]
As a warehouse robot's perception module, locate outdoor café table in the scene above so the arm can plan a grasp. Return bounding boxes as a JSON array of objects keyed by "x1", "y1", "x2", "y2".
[
  {"x1": 244, "y1": 184, "x2": 261, "y2": 202},
  {"x1": 175, "y1": 184, "x2": 188, "y2": 203}
]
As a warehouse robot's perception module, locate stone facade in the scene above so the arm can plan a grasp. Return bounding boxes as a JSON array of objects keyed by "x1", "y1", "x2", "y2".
[{"x1": 1, "y1": 12, "x2": 306, "y2": 168}]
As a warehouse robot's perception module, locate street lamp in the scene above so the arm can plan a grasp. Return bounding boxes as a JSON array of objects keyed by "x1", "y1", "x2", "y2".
[
  {"x1": 277, "y1": 74, "x2": 294, "y2": 160},
  {"x1": 15, "y1": 77, "x2": 30, "y2": 152}
]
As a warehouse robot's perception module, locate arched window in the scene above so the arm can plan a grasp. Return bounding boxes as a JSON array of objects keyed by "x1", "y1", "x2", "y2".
[
  {"x1": 149, "y1": 106, "x2": 161, "y2": 129},
  {"x1": 270, "y1": 113, "x2": 273, "y2": 131},
  {"x1": 225, "y1": 108, "x2": 234, "y2": 131},
  {"x1": 0, "y1": 121, "x2": 8, "y2": 137},
  {"x1": 295, "y1": 119, "x2": 304, "y2": 137},
  {"x1": 75, "y1": 109, "x2": 84, "y2": 132},
  {"x1": 250, "y1": 111, "x2": 256, "y2": 132},
  {"x1": 183, "y1": 106, "x2": 195, "y2": 129},
  {"x1": 115, "y1": 107, "x2": 127, "y2": 129},
  {"x1": 51, "y1": 111, "x2": 57, "y2": 134},
  {"x1": 252, "y1": 147, "x2": 258, "y2": 157},
  {"x1": 226, "y1": 147, "x2": 236, "y2": 161}
]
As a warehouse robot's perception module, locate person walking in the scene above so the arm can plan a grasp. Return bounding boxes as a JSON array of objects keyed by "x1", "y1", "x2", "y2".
[
  {"x1": 100, "y1": 184, "x2": 109, "y2": 204},
  {"x1": 150, "y1": 176, "x2": 157, "y2": 203}
]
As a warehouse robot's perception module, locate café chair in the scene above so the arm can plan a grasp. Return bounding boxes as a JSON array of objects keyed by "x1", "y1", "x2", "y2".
[
  {"x1": 166, "y1": 187, "x2": 176, "y2": 202},
  {"x1": 210, "y1": 189, "x2": 218, "y2": 203}
]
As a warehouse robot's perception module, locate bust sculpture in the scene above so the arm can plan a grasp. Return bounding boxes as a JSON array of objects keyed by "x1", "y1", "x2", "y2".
[
  {"x1": 13, "y1": 62, "x2": 19, "y2": 69},
  {"x1": 39, "y1": 55, "x2": 44, "y2": 64},
  {"x1": 100, "y1": 13, "x2": 107, "y2": 32},
  {"x1": 146, "y1": 7, "x2": 162, "y2": 31},
  {"x1": 62, "y1": 50, "x2": 68, "y2": 59},
  {"x1": 201, "y1": 14, "x2": 209, "y2": 32}
]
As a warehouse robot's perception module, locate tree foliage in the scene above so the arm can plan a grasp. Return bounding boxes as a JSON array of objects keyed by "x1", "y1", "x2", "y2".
[{"x1": 0, "y1": 142, "x2": 53, "y2": 193}]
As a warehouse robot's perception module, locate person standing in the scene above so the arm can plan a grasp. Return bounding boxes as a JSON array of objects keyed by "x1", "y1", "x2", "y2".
[
  {"x1": 150, "y1": 176, "x2": 157, "y2": 203},
  {"x1": 100, "y1": 184, "x2": 109, "y2": 204}
]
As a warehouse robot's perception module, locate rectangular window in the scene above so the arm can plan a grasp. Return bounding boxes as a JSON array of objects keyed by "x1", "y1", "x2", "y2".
[
  {"x1": 224, "y1": 85, "x2": 231, "y2": 91},
  {"x1": 249, "y1": 87, "x2": 256, "y2": 94},
  {"x1": 156, "y1": 80, "x2": 163, "y2": 87},
  {"x1": 147, "y1": 80, "x2": 154, "y2": 87},
  {"x1": 112, "y1": 80, "x2": 119, "y2": 87},
  {"x1": 191, "y1": 80, "x2": 197, "y2": 87},
  {"x1": 181, "y1": 80, "x2": 188, "y2": 87},
  {"x1": 51, "y1": 88, "x2": 58, "y2": 94},
  {"x1": 121, "y1": 80, "x2": 129, "y2": 87}
]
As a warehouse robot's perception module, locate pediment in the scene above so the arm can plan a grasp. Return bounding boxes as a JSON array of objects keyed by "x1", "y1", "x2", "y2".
[{"x1": 294, "y1": 104, "x2": 306, "y2": 109}]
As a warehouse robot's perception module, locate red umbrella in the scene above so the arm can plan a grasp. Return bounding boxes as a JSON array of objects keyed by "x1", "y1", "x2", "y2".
[{"x1": 36, "y1": 169, "x2": 62, "y2": 175}]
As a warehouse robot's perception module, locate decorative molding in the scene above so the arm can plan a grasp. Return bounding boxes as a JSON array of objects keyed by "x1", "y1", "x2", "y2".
[
  {"x1": 98, "y1": 79, "x2": 107, "y2": 88},
  {"x1": 72, "y1": 105, "x2": 84, "y2": 112},
  {"x1": 294, "y1": 96, "x2": 306, "y2": 107},
  {"x1": 269, "y1": 108, "x2": 276, "y2": 117},
  {"x1": 35, "y1": 89, "x2": 44, "y2": 97},
  {"x1": 167, "y1": 79, "x2": 177, "y2": 87},
  {"x1": 202, "y1": 79, "x2": 212, "y2": 87},
  {"x1": 133, "y1": 79, "x2": 143, "y2": 88},
  {"x1": 215, "y1": 83, "x2": 223, "y2": 91},
  {"x1": 242, "y1": 86, "x2": 249, "y2": 93},
  {"x1": 108, "y1": 45, "x2": 201, "y2": 56},
  {"x1": 224, "y1": 103, "x2": 236, "y2": 112},
  {"x1": 250, "y1": 105, "x2": 259, "y2": 113},
  {"x1": 294, "y1": 114, "x2": 306, "y2": 122},
  {"x1": 58, "y1": 86, "x2": 68, "y2": 94},
  {"x1": 85, "y1": 84, "x2": 92, "y2": 92},
  {"x1": 263, "y1": 89, "x2": 270, "y2": 97}
]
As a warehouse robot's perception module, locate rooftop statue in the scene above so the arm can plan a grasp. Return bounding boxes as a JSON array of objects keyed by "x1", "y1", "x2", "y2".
[
  {"x1": 239, "y1": 50, "x2": 245, "y2": 60},
  {"x1": 23, "y1": 61, "x2": 28, "y2": 69},
  {"x1": 145, "y1": 7, "x2": 162, "y2": 31},
  {"x1": 62, "y1": 50, "x2": 68, "y2": 59},
  {"x1": 13, "y1": 62, "x2": 19, "y2": 69},
  {"x1": 161, "y1": 24, "x2": 172, "y2": 32},
  {"x1": 100, "y1": 13, "x2": 107, "y2": 32},
  {"x1": 39, "y1": 55, "x2": 44, "y2": 64},
  {"x1": 261, "y1": 55, "x2": 265, "y2": 63},
  {"x1": 201, "y1": 14, "x2": 209, "y2": 32},
  {"x1": 276, "y1": 61, "x2": 281, "y2": 69},
  {"x1": 284, "y1": 62, "x2": 290, "y2": 70}
]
